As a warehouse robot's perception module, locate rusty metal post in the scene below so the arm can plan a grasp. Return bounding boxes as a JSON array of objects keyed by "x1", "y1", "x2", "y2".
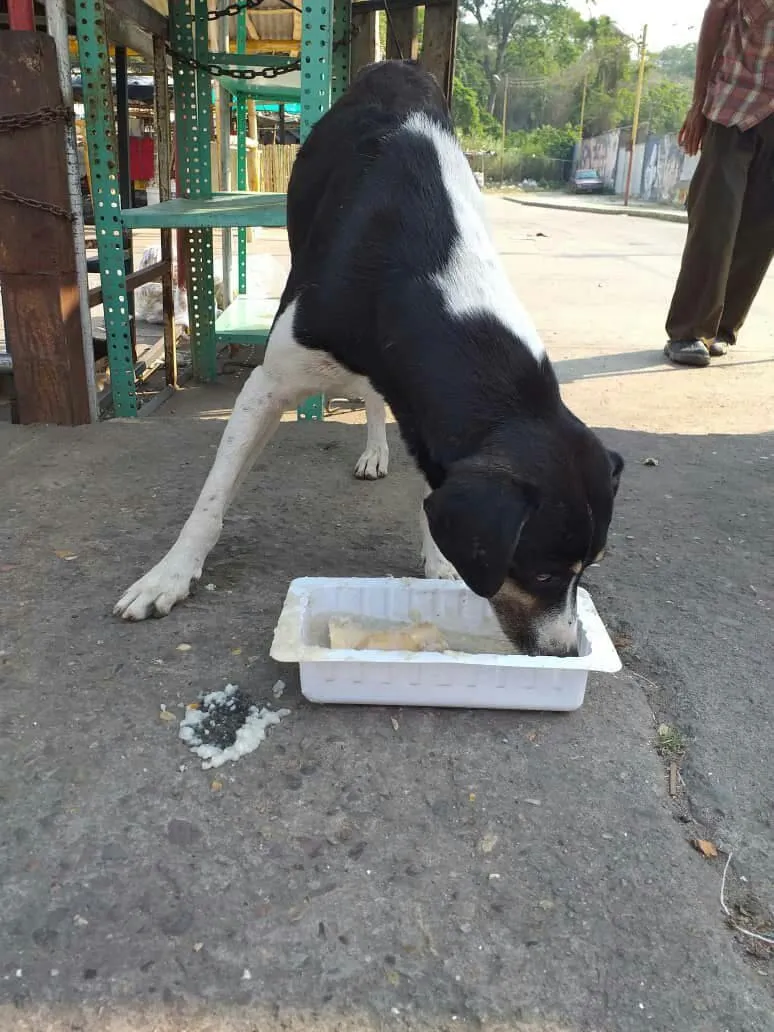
[{"x1": 8, "y1": 0, "x2": 35, "y2": 31}]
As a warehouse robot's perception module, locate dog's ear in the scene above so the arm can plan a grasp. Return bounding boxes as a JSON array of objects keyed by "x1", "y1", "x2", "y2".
[
  {"x1": 608, "y1": 450, "x2": 624, "y2": 497},
  {"x1": 424, "y1": 469, "x2": 539, "y2": 598}
]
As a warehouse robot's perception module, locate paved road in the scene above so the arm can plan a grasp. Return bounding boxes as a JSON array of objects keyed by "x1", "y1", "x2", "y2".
[{"x1": 0, "y1": 199, "x2": 771, "y2": 1032}]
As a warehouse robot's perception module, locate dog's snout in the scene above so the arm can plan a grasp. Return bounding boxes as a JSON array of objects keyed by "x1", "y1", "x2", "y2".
[{"x1": 491, "y1": 583, "x2": 580, "y2": 658}]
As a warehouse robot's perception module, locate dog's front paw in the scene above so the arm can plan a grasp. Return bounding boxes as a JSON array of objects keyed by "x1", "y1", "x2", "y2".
[
  {"x1": 354, "y1": 443, "x2": 389, "y2": 480},
  {"x1": 114, "y1": 552, "x2": 202, "y2": 620}
]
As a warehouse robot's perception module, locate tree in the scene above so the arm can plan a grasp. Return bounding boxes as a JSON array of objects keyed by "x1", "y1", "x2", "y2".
[
  {"x1": 452, "y1": 78, "x2": 485, "y2": 136},
  {"x1": 460, "y1": 0, "x2": 569, "y2": 108},
  {"x1": 452, "y1": 1, "x2": 698, "y2": 149},
  {"x1": 640, "y1": 80, "x2": 694, "y2": 135},
  {"x1": 655, "y1": 43, "x2": 697, "y2": 81}
]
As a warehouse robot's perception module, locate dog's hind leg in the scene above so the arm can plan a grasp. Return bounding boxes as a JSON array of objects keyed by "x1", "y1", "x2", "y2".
[
  {"x1": 353, "y1": 387, "x2": 389, "y2": 480},
  {"x1": 114, "y1": 301, "x2": 306, "y2": 620}
]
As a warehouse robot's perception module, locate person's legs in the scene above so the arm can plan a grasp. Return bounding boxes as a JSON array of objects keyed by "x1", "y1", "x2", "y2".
[
  {"x1": 714, "y1": 115, "x2": 774, "y2": 349},
  {"x1": 664, "y1": 120, "x2": 755, "y2": 366}
]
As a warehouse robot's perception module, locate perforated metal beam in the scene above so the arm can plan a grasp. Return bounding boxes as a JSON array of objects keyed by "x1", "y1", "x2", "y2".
[
  {"x1": 171, "y1": 0, "x2": 217, "y2": 382},
  {"x1": 236, "y1": 6, "x2": 248, "y2": 296},
  {"x1": 74, "y1": 0, "x2": 137, "y2": 416},
  {"x1": 296, "y1": 0, "x2": 335, "y2": 421},
  {"x1": 332, "y1": 0, "x2": 351, "y2": 101}
]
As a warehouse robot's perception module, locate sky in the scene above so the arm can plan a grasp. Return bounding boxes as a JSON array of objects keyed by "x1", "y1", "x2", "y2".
[{"x1": 568, "y1": 0, "x2": 707, "y2": 51}]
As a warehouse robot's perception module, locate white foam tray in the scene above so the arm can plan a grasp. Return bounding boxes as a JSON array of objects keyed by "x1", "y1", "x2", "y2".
[{"x1": 270, "y1": 577, "x2": 621, "y2": 711}]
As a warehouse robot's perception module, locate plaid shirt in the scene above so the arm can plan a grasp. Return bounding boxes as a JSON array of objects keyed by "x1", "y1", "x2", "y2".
[{"x1": 704, "y1": 0, "x2": 774, "y2": 130}]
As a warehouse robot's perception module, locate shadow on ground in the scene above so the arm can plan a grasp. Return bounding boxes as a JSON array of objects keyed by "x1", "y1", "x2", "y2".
[
  {"x1": 0, "y1": 416, "x2": 771, "y2": 1032},
  {"x1": 553, "y1": 349, "x2": 774, "y2": 384}
]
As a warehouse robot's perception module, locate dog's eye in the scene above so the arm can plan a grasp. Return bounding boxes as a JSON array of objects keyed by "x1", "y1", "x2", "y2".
[{"x1": 535, "y1": 573, "x2": 556, "y2": 583}]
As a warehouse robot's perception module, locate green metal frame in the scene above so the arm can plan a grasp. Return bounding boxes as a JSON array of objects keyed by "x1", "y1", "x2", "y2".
[
  {"x1": 121, "y1": 194, "x2": 287, "y2": 229},
  {"x1": 190, "y1": 0, "x2": 218, "y2": 381},
  {"x1": 74, "y1": 0, "x2": 137, "y2": 416},
  {"x1": 84, "y1": 0, "x2": 352, "y2": 419},
  {"x1": 296, "y1": 0, "x2": 337, "y2": 421},
  {"x1": 332, "y1": 0, "x2": 351, "y2": 103},
  {"x1": 236, "y1": 8, "x2": 248, "y2": 296}
]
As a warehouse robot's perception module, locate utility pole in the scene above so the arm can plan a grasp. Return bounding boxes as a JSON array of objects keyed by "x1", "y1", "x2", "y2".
[
  {"x1": 500, "y1": 73, "x2": 508, "y2": 185},
  {"x1": 578, "y1": 71, "x2": 588, "y2": 145},
  {"x1": 623, "y1": 24, "x2": 648, "y2": 207}
]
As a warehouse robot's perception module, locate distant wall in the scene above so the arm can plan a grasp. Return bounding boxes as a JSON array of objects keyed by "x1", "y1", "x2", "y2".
[
  {"x1": 577, "y1": 129, "x2": 621, "y2": 188},
  {"x1": 574, "y1": 129, "x2": 701, "y2": 206}
]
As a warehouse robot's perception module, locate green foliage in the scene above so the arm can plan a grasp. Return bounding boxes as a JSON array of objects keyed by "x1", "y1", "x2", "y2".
[
  {"x1": 509, "y1": 123, "x2": 578, "y2": 161},
  {"x1": 655, "y1": 43, "x2": 697, "y2": 81},
  {"x1": 452, "y1": 78, "x2": 486, "y2": 136},
  {"x1": 453, "y1": 1, "x2": 697, "y2": 154},
  {"x1": 641, "y1": 79, "x2": 694, "y2": 135}
]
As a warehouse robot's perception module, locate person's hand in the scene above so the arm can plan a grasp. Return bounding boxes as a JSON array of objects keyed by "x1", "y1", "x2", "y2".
[{"x1": 678, "y1": 104, "x2": 708, "y2": 156}]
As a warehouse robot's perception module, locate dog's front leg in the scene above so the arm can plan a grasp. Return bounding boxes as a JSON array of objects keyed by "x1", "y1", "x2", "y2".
[
  {"x1": 114, "y1": 364, "x2": 288, "y2": 620},
  {"x1": 420, "y1": 484, "x2": 460, "y2": 581}
]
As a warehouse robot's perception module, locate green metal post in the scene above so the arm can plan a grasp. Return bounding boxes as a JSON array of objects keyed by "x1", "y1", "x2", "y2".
[
  {"x1": 331, "y1": 0, "x2": 351, "y2": 102},
  {"x1": 171, "y1": 0, "x2": 217, "y2": 381},
  {"x1": 74, "y1": 0, "x2": 137, "y2": 416},
  {"x1": 296, "y1": 0, "x2": 335, "y2": 421},
  {"x1": 236, "y1": 9, "x2": 248, "y2": 296}
]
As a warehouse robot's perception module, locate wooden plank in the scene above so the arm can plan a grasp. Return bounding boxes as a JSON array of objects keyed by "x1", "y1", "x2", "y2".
[
  {"x1": 87, "y1": 259, "x2": 169, "y2": 308},
  {"x1": 353, "y1": 0, "x2": 422, "y2": 11},
  {"x1": 105, "y1": 0, "x2": 168, "y2": 42},
  {"x1": 0, "y1": 32, "x2": 90, "y2": 425},
  {"x1": 419, "y1": 0, "x2": 458, "y2": 101},
  {"x1": 351, "y1": 7, "x2": 378, "y2": 76},
  {"x1": 386, "y1": 5, "x2": 418, "y2": 60}
]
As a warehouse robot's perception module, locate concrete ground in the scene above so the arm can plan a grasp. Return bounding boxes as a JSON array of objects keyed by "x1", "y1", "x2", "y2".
[{"x1": 1, "y1": 199, "x2": 772, "y2": 1032}]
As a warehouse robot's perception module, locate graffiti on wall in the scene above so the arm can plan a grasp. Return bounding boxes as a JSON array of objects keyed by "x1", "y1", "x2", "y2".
[
  {"x1": 641, "y1": 133, "x2": 694, "y2": 205},
  {"x1": 578, "y1": 129, "x2": 620, "y2": 187},
  {"x1": 578, "y1": 128, "x2": 702, "y2": 205}
]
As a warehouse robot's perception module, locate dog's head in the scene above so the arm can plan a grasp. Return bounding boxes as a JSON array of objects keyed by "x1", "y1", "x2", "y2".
[{"x1": 424, "y1": 414, "x2": 623, "y2": 656}]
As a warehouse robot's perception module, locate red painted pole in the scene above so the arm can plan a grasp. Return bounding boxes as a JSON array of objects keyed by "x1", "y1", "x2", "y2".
[{"x1": 8, "y1": 0, "x2": 36, "y2": 31}]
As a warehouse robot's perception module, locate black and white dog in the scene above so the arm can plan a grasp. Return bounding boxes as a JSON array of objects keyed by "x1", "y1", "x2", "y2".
[{"x1": 115, "y1": 61, "x2": 623, "y2": 657}]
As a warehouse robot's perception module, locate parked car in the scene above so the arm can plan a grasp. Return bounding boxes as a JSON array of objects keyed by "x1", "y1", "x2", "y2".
[{"x1": 572, "y1": 168, "x2": 604, "y2": 193}]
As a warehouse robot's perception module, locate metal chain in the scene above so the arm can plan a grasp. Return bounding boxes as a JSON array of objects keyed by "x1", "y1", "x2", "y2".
[
  {"x1": 167, "y1": 44, "x2": 300, "y2": 79},
  {"x1": 207, "y1": 0, "x2": 264, "y2": 20},
  {"x1": 0, "y1": 105, "x2": 75, "y2": 221},
  {"x1": 166, "y1": 25, "x2": 356, "y2": 81},
  {"x1": 0, "y1": 187, "x2": 74, "y2": 221},
  {"x1": 0, "y1": 105, "x2": 73, "y2": 134},
  {"x1": 206, "y1": 0, "x2": 301, "y2": 21}
]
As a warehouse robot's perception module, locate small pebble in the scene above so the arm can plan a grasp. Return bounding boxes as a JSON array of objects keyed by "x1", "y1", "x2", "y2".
[
  {"x1": 479, "y1": 832, "x2": 498, "y2": 854},
  {"x1": 242, "y1": 968, "x2": 251, "y2": 980},
  {"x1": 272, "y1": 680, "x2": 286, "y2": 699},
  {"x1": 176, "y1": 643, "x2": 192, "y2": 652},
  {"x1": 205, "y1": 583, "x2": 216, "y2": 592}
]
